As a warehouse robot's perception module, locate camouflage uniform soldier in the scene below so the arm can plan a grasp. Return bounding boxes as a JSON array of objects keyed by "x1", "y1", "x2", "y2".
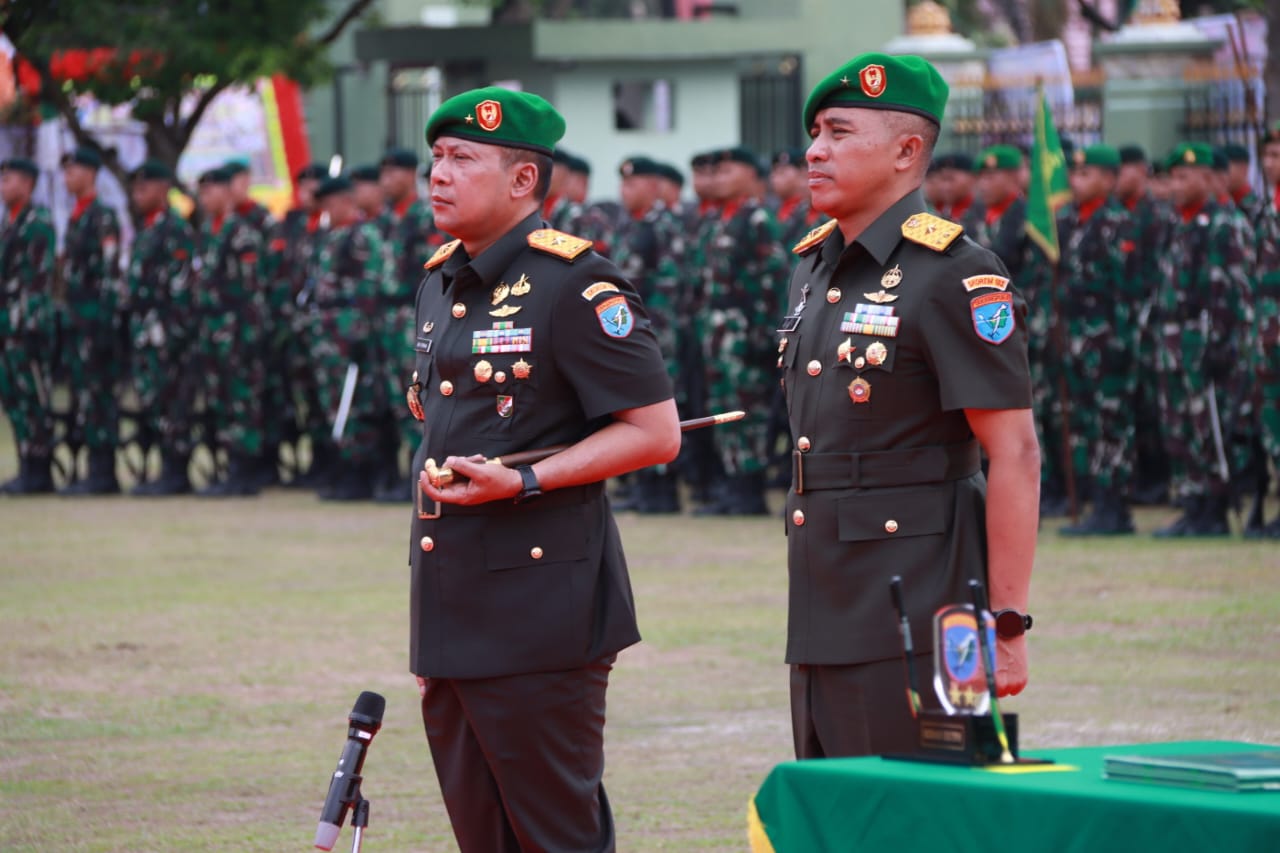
[
  {"x1": 225, "y1": 159, "x2": 275, "y2": 238},
  {"x1": 692, "y1": 146, "x2": 788, "y2": 514},
  {"x1": 0, "y1": 157, "x2": 57, "y2": 494},
  {"x1": 771, "y1": 147, "x2": 823, "y2": 249},
  {"x1": 376, "y1": 148, "x2": 448, "y2": 501},
  {"x1": 306, "y1": 177, "x2": 387, "y2": 501},
  {"x1": 59, "y1": 145, "x2": 123, "y2": 495},
  {"x1": 1223, "y1": 144, "x2": 1264, "y2": 225},
  {"x1": 1250, "y1": 126, "x2": 1280, "y2": 537},
  {"x1": 967, "y1": 145, "x2": 1027, "y2": 281},
  {"x1": 265, "y1": 163, "x2": 329, "y2": 487},
  {"x1": 1152, "y1": 143, "x2": 1256, "y2": 537},
  {"x1": 612, "y1": 155, "x2": 687, "y2": 512},
  {"x1": 1117, "y1": 145, "x2": 1175, "y2": 505},
  {"x1": 544, "y1": 151, "x2": 614, "y2": 257},
  {"x1": 192, "y1": 167, "x2": 268, "y2": 497},
  {"x1": 122, "y1": 161, "x2": 197, "y2": 495},
  {"x1": 1057, "y1": 145, "x2": 1142, "y2": 535}
]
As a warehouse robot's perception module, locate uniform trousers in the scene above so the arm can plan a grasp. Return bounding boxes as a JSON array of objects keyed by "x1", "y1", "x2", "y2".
[
  {"x1": 790, "y1": 653, "x2": 935, "y2": 759},
  {"x1": 421, "y1": 655, "x2": 617, "y2": 853}
]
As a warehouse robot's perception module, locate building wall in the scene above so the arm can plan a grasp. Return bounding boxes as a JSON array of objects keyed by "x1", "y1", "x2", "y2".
[{"x1": 553, "y1": 61, "x2": 739, "y2": 203}]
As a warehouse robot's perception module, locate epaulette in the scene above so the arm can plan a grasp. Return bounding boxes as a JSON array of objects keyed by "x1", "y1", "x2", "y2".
[
  {"x1": 901, "y1": 212, "x2": 963, "y2": 252},
  {"x1": 792, "y1": 219, "x2": 837, "y2": 255},
  {"x1": 528, "y1": 228, "x2": 592, "y2": 261},
  {"x1": 424, "y1": 239, "x2": 461, "y2": 270}
]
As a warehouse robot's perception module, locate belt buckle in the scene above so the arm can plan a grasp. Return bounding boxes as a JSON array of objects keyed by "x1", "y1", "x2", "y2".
[
  {"x1": 417, "y1": 486, "x2": 442, "y2": 520},
  {"x1": 792, "y1": 449, "x2": 805, "y2": 495}
]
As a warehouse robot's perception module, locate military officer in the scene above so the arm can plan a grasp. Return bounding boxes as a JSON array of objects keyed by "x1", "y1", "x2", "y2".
[
  {"x1": 0, "y1": 157, "x2": 57, "y2": 494},
  {"x1": 771, "y1": 147, "x2": 821, "y2": 249},
  {"x1": 936, "y1": 152, "x2": 979, "y2": 223},
  {"x1": 781, "y1": 53, "x2": 1038, "y2": 758},
  {"x1": 224, "y1": 158, "x2": 274, "y2": 238},
  {"x1": 1252, "y1": 125, "x2": 1280, "y2": 538},
  {"x1": 967, "y1": 144, "x2": 1027, "y2": 281},
  {"x1": 1223, "y1": 144, "x2": 1263, "y2": 224},
  {"x1": 123, "y1": 160, "x2": 197, "y2": 496},
  {"x1": 1152, "y1": 143, "x2": 1255, "y2": 537},
  {"x1": 411, "y1": 87, "x2": 679, "y2": 853},
  {"x1": 59, "y1": 144, "x2": 123, "y2": 495},
  {"x1": 350, "y1": 164, "x2": 387, "y2": 225}
]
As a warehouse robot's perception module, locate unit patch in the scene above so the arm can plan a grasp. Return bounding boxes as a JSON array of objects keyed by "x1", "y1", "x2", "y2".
[
  {"x1": 970, "y1": 292, "x2": 1015, "y2": 345},
  {"x1": 596, "y1": 296, "x2": 634, "y2": 338},
  {"x1": 581, "y1": 281, "x2": 620, "y2": 301},
  {"x1": 962, "y1": 274, "x2": 1010, "y2": 293}
]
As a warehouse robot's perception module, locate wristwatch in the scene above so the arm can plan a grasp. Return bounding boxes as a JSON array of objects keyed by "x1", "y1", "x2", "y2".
[
  {"x1": 513, "y1": 465, "x2": 542, "y2": 504},
  {"x1": 993, "y1": 609, "x2": 1033, "y2": 639}
]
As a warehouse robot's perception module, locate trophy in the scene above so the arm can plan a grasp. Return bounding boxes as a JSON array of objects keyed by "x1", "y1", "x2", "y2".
[{"x1": 886, "y1": 577, "x2": 1045, "y2": 766}]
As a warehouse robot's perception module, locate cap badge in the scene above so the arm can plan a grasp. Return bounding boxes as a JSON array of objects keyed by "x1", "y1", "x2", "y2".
[
  {"x1": 476, "y1": 99, "x2": 503, "y2": 132},
  {"x1": 859, "y1": 64, "x2": 886, "y2": 98}
]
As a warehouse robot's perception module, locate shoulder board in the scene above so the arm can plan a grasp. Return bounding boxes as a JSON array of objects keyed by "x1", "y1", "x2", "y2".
[
  {"x1": 424, "y1": 239, "x2": 461, "y2": 270},
  {"x1": 528, "y1": 228, "x2": 592, "y2": 261},
  {"x1": 792, "y1": 219, "x2": 837, "y2": 255},
  {"x1": 901, "y1": 212, "x2": 963, "y2": 252}
]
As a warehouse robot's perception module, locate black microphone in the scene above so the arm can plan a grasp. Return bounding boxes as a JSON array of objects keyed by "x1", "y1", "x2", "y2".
[{"x1": 314, "y1": 691, "x2": 385, "y2": 851}]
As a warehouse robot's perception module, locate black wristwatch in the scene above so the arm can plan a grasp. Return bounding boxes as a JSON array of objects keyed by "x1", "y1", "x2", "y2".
[
  {"x1": 513, "y1": 465, "x2": 542, "y2": 504},
  {"x1": 994, "y1": 609, "x2": 1033, "y2": 639}
]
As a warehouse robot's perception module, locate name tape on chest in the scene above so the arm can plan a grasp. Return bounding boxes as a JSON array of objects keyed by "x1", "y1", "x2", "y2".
[
  {"x1": 473, "y1": 321, "x2": 533, "y2": 354},
  {"x1": 842, "y1": 303, "x2": 900, "y2": 337}
]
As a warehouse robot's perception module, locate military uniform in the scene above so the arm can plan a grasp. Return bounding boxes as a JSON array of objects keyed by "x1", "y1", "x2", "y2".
[
  {"x1": 1253, "y1": 199, "x2": 1280, "y2": 536},
  {"x1": 0, "y1": 181, "x2": 57, "y2": 493},
  {"x1": 60, "y1": 190, "x2": 123, "y2": 492},
  {"x1": 1152, "y1": 144, "x2": 1256, "y2": 534},
  {"x1": 124, "y1": 205, "x2": 197, "y2": 494},
  {"x1": 306, "y1": 210, "x2": 388, "y2": 498}
]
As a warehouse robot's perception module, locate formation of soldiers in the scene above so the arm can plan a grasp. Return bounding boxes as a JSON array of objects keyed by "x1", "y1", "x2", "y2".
[
  {"x1": 3, "y1": 129, "x2": 1279, "y2": 531},
  {"x1": 927, "y1": 132, "x2": 1280, "y2": 538}
]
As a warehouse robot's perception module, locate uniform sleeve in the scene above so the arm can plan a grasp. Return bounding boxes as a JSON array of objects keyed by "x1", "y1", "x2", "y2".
[
  {"x1": 920, "y1": 244, "x2": 1033, "y2": 412},
  {"x1": 549, "y1": 256, "x2": 675, "y2": 420}
]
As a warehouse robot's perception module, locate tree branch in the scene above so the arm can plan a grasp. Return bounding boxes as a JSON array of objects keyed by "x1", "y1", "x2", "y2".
[
  {"x1": 315, "y1": 0, "x2": 378, "y2": 47},
  {"x1": 177, "y1": 77, "x2": 232, "y2": 152}
]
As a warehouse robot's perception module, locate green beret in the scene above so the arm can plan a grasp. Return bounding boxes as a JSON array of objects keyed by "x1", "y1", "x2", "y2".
[
  {"x1": 1167, "y1": 142, "x2": 1215, "y2": 169},
  {"x1": 426, "y1": 86, "x2": 565, "y2": 156},
  {"x1": 315, "y1": 176, "x2": 353, "y2": 199},
  {"x1": 690, "y1": 150, "x2": 716, "y2": 169},
  {"x1": 381, "y1": 147, "x2": 419, "y2": 169},
  {"x1": 197, "y1": 167, "x2": 231, "y2": 186},
  {"x1": 619, "y1": 156, "x2": 662, "y2": 178},
  {"x1": 61, "y1": 145, "x2": 102, "y2": 170},
  {"x1": 296, "y1": 163, "x2": 328, "y2": 182},
  {"x1": 804, "y1": 52, "x2": 949, "y2": 130},
  {"x1": 1265, "y1": 122, "x2": 1280, "y2": 146},
  {"x1": 223, "y1": 158, "x2": 250, "y2": 177},
  {"x1": 132, "y1": 159, "x2": 174, "y2": 182},
  {"x1": 1070, "y1": 144, "x2": 1120, "y2": 170},
  {"x1": 772, "y1": 147, "x2": 807, "y2": 168},
  {"x1": 1221, "y1": 143, "x2": 1249, "y2": 164},
  {"x1": 1118, "y1": 144, "x2": 1147, "y2": 165},
  {"x1": 655, "y1": 162, "x2": 684, "y2": 187},
  {"x1": 1, "y1": 158, "x2": 39, "y2": 178},
  {"x1": 974, "y1": 144, "x2": 1024, "y2": 172},
  {"x1": 350, "y1": 164, "x2": 381, "y2": 183}
]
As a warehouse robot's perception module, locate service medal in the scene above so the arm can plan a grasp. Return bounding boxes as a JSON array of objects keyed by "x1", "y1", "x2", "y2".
[
  {"x1": 881, "y1": 264, "x2": 903, "y2": 289},
  {"x1": 496, "y1": 395, "x2": 514, "y2": 418},
  {"x1": 474, "y1": 360, "x2": 493, "y2": 383},
  {"x1": 512, "y1": 358, "x2": 532, "y2": 380},
  {"x1": 866, "y1": 341, "x2": 888, "y2": 366},
  {"x1": 406, "y1": 384, "x2": 424, "y2": 421},
  {"x1": 848, "y1": 376, "x2": 871, "y2": 404},
  {"x1": 837, "y1": 338, "x2": 854, "y2": 363}
]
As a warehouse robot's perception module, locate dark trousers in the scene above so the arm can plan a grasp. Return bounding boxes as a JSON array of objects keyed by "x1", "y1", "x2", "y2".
[
  {"x1": 790, "y1": 655, "x2": 934, "y2": 759},
  {"x1": 421, "y1": 656, "x2": 617, "y2": 853}
]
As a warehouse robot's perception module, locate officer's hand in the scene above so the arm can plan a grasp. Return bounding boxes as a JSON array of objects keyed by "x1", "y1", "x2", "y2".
[
  {"x1": 416, "y1": 676, "x2": 427, "y2": 699},
  {"x1": 995, "y1": 634, "x2": 1028, "y2": 697},
  {"x1": 419, "y1": 454, "x2": 523, "y2": 505}
]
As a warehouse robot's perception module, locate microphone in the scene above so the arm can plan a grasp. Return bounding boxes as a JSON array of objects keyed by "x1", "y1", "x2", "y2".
[{"x1": 314, "y1": 691, "x2": 385, "y2": 851}]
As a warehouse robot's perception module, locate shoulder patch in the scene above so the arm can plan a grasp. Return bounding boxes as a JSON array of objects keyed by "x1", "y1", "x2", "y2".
[
  {"x1": 792, "y1": 219, "x2": 837, "y2": 255},
  {"x1": 962, "y1": 274, "x2": 1009, "y2": 292},
  {"x1": 581, "y1": 281, "x2": 620, "y2": 301},
  {"x1": 424, "y1": 239, "x2": 461, "y2": 270},
  {"x1": 901, "y1": 212, "x2": 963, "y2": 252},
  {"x1": 528, "y1": 228, "x2": 592, "y2": 261}
]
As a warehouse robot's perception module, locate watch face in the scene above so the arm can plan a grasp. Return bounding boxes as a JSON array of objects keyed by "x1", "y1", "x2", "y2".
[{"x1": 995, "y1": 610, "x2": 1026, "y2": 638}]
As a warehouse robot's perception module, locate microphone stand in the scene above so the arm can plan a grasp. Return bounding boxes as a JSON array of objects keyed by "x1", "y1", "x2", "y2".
[{"x1": 351, "y1": 791, "x2": 370, "y2": 853}]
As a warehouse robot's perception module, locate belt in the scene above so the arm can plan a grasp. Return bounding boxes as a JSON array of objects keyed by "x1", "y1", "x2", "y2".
[
  {"x1": 792, "y1": 440, "x2": 981, "y2": 494},
  {"x1": 417, "y1": 480, "x2": 604, "y2": 519}
]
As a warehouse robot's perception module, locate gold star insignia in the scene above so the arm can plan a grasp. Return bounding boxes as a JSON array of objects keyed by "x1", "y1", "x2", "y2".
[
  {"x1": 465, "y1": 115, "x2": 475, "y2": 124},
  {"x1": 840, "y1": 75, "x2": 850, "y2": 86},
  {"x1": 949, "y1": 684, "x2": 962, "y2": 707}
]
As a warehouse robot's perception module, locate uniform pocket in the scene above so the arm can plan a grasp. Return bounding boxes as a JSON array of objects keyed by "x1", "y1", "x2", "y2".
[
  {"x1": 836, "y1": 482, "x2": 949, "y2": 541},
  {"x1": 483, "y1": 504, "x2": 590, "y2": 571}
]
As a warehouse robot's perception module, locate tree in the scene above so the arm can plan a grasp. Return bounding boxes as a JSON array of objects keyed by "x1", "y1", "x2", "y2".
[{"x1": 1, "y1": 0, "x2": 378, "y2": 190}]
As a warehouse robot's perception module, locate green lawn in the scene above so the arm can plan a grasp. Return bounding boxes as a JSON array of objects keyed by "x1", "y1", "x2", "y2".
[{"x1": 1, "y1": 420, "x2": 1278, "y2": 851}]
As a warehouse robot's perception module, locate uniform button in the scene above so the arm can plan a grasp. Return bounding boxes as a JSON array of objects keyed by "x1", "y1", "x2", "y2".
[
  {"x1": 411, "y1": 370, "x2": 419, "y2": 383},
  {"x1": 806, "y1": 359, "x2": 822, "y2": 376},
  {"x1": 777, "y1": 355, "x2": 784, "y2": 368},
  {"x1": 451, "y1": 302, "x2": 466, "y2": 319},
  {"x1": 826, "y1": 287, "x2": 842, "y2": 303},
  {"x1": 440, "y1": 380, "x2": 454, "y2": 396},
  {"x1": 885, "y1": 519, "x2": 899, "y2": 534},
  {"x1": 796, "y1": 436, "x2": 811, "y2": 452},
  {"x1": 854, "y1": 356, "x2": 866, "y2": 369},
  {"x1": 422, "y1": 321, "x2": 433, "y2": 333},
  {"x1": 420, "y1": 536, "x2": 434, "y2": 552},
  {"x1": 494, "y1": 371, "x2": 507, "y2": 384},
  {"x1": 530, "y1": 546, "x2": 544, "y2": 560},
  {"x1": 792, "y1": 509, "x2": 805, "y2": 527}
]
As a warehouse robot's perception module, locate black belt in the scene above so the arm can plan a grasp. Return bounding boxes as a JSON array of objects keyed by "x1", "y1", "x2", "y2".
[{"x1": 792, "y1": 440, "x2": 981, "y2": 494}]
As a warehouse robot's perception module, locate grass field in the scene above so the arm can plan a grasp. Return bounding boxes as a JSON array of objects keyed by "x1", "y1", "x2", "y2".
[{"x1": 2, "y1": 421, "x2": 1279, "y2": 852}]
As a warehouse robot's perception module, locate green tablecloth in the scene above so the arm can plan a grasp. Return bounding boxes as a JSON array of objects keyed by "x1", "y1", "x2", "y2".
[{"x1": 750, "y1": 741, "x2": 1280, "y2": 853}]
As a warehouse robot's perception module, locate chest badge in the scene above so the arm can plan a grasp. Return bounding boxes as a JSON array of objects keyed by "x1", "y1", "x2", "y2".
[
  {"x1": 848, "y1": 376, "x2": 872, "y2": 404},
  {"x1": 512, "y1": 358, "x2": 532, "y2": 380},
  {"x1": 881, "y1": 264, "x2": 903, "y2": 289},
  {"x1": 491, "y1": 282, "x2": 510, "y2": 305},
  {"x1": 777, "y1": 283, "x2": 811, "y2": 333},
  {"x1": 826, "y1": 287, "x2": 842, "y2": 304},
  {"x1": 451, "y1": 302, "x2": 467, "y2": 319},
  {"x1": 406, "y1": 381, "x2": 424, "y2": 422},
  {"x1": 496, "y1": 394, "x2": 514, "y2": 418},
  {"x1": 490, "y1": 303, "x2": 523, "y2": 318},
  {"x1": 862, "y1": 289, "x2": 898, "y2": 304},
  {"x1": 422, "y1": 321, "x2": 434, "y2": 334},
  {"x1": 865, "y1": 341, "x2": 888, "y2": 366},
  {"x1": 511, "y1": 273, "x2": 532, "y2": 296},
  {"x1": 843, "y1": 304, "x2": 900, "y2": 338},
  {"x1": 474, "y1": 360, "x2": 493, "y2": 383},
  {"x1": 837, "y1": 338, "x2": 855, "y2": 363}
]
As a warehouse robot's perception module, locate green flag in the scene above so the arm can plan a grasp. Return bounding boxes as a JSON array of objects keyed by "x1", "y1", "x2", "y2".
[{"x1": 1025, "y1": 90, "x2": 1071, "y2": 263}]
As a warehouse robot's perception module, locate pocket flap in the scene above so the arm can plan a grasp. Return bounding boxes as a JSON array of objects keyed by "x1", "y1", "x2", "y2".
[
  {"x1": 836, "y1": 484, "x2": 949, "y2": 542},
  {"x1": 484, "y1": 505, "x2": 590, "y2": 570}
]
